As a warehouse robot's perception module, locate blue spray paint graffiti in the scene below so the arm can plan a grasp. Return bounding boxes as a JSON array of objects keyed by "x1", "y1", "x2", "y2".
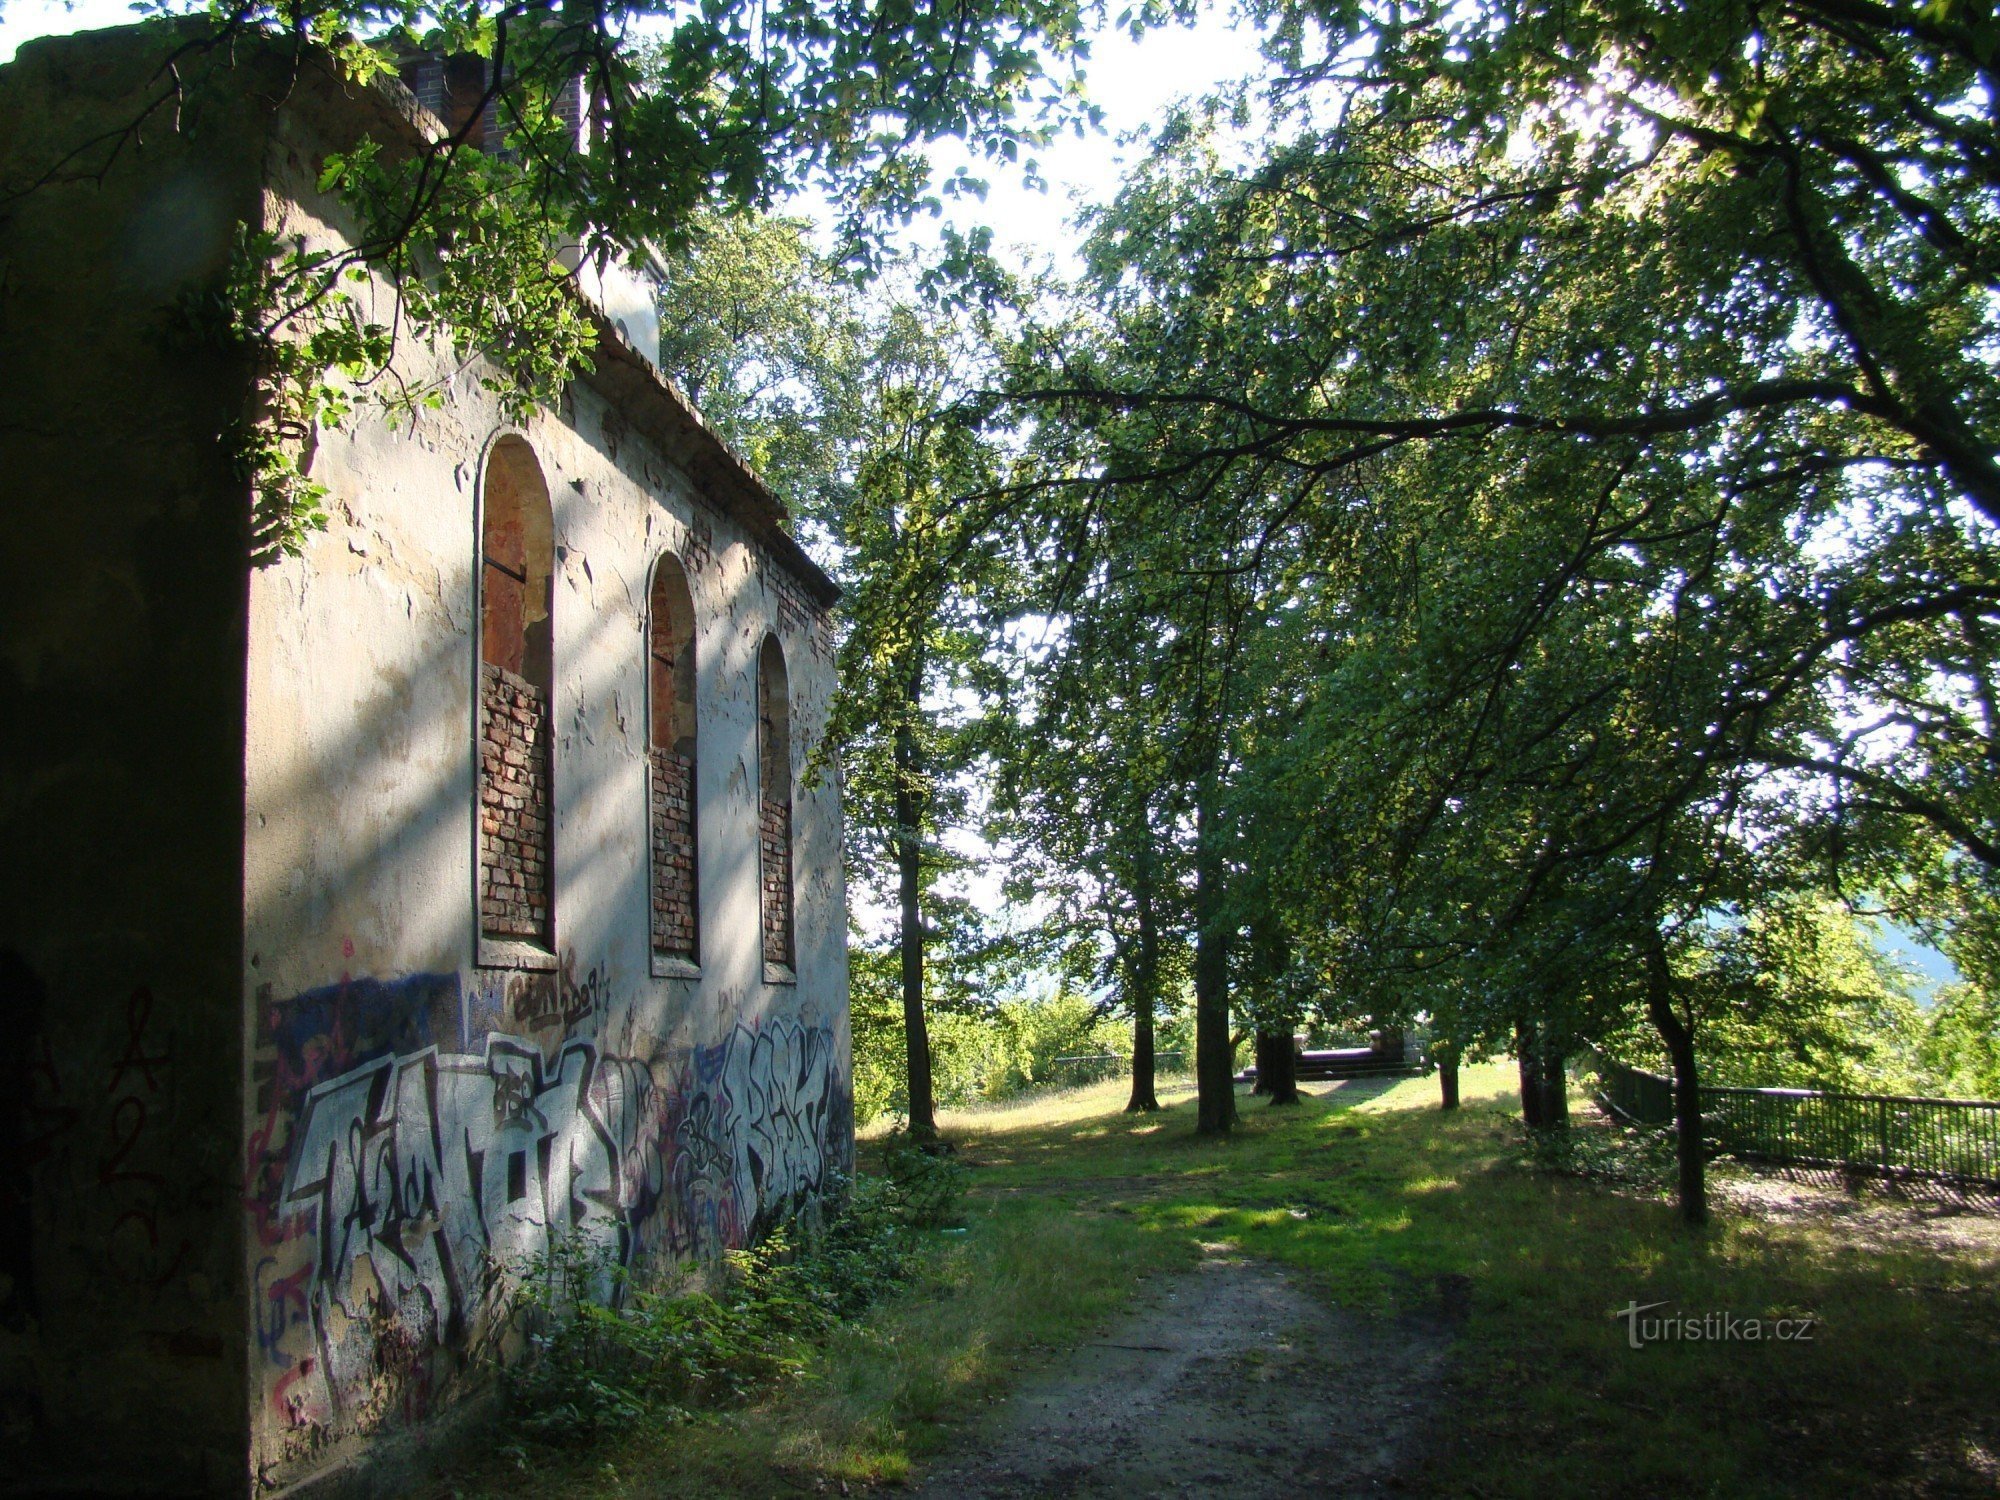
[{"x1": 249, "y1": 978, "x2": 849, "y2": 1446}]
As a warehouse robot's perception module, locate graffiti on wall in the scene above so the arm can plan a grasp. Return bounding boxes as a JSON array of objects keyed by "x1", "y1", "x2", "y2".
[
  {"x1": 660, "y1": 1018, "x2": 850, "y2": 1257},
  {"x1": 248, "y1": 971, "x2": 849, "y2": 1467},
  {"x1": 270, "y1": 1033, "x2": 660, "y2": 1425}
]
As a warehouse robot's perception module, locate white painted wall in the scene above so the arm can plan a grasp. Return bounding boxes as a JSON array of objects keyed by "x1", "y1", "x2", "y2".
[{"x1": 239, "y1": 131, "x2": 848, "y2": 1491}]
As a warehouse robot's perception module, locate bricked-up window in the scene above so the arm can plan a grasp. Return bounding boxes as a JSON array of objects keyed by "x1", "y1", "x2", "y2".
[
  {"x1": 396, "y1": 51, "x2": 592, "y2": 156},
  {"x1": 757, "y1": 634, "x2": 794, "y2": 972},
  {"x1": 648, "y1": 556, "x2": 698, "y2": 963},
  {"x1": 479, "y1": 437, "x2": 556, "y2": 950}
]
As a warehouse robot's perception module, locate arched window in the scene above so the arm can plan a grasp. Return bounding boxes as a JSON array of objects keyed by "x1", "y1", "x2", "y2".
[
  {"x1": 648, "y1": 555, "x2": 698, "y2": 963},
  {"x1": 478, "y1": 436, "x2": 555, "y2": 950},
  {"x1": 757, "y1": 634, "x2": 794, "y2": 973}
]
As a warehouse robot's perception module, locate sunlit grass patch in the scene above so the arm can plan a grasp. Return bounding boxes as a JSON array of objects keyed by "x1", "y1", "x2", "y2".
[
  {"x1": 437, "y1": 1055, "x2": 2000, "y2": 1497},
  {"x1": 1402, "y1": 1175, "x2": 1461, "y2": 1194}
]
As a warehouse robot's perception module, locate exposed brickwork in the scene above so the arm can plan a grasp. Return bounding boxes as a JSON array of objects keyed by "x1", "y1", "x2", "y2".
[
  {"x1": 480, "y1": 662, "x2": 552, "y2": 943},
  {"x1": 746, "y1": 538, "x2": 832, "y2": 665},
  {"x1": 398, "y1": 56, "x2": 446, "y2": 118},
  {"x1": 650, "y1": 749, "x2": 697, "y2": 958},
  {"x1": 683, "y1": 507, "x2": 716, "y2": 578},
  {"x1": 760, "y1": 796, "x2": 793, "y2": 967},
  {"x1": 765, "y1": 548, "x2": 833, "y2": 664},
  {"x1": 775, "y1": 579, "x2": 812, "y2": 645}
]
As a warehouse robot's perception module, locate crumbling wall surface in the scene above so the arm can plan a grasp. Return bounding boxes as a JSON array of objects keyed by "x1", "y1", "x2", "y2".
[
  {"x1": 0, "y1": 24, "x2": 270, "y2": 1497},
  {"x1": 238, "y1": 94, "x2": 851, "y2": 1496}
]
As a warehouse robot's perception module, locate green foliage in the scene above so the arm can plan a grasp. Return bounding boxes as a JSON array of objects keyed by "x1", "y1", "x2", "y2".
[
  {"x1": 1519, "y1": 1113, "x2": 1681, "y2": 1195},
  {"x1": 1577, "y1": 899, "x2": 2000, "y2": 1101},
  {"x1": 1918, "y1": 984, "x2": 2000, "y2": 1101},
  {"x1": 214, "y1": 228, "x2": 382, "y2": 562},
  {"x1": 1584, "y1": 900, "x2": 1929, "y2": 1093},
  {"x1": 318, "y1": 136, "x2": 599, "y2": 415},
  {"x1": 846, "y1": 947, "x2": 911, "y2": 1127},
  {"x1": 849, "y1": 948, "x2": 1141, "y2": 1122},
  {"x1": 221, "y1": 131, "x2": 599, "y2": 560},
  {"x1": 981, "y1": 0, "x2": 2000, "y2": 1158},
  {"x1": 505, "y1": 1171, "x2": 948, "y2": 1440},
  {"x1": 194, "y1": 0, "x2": 1096, "y2": 260},
  {"x1": 982, "y1": 986, "x2": 1119, "y2": 1095},
  {"x1": 876, "y1": 1133, "x2": 970, "y2": 1228},
  {"x1": 1677, "y1": 904, "x2": 1928, "y2": 1093},
  {"x1": 652, "y1": 212, "x2": 867, "y2": 514},
  {"x1": 109, "y1": 0, "x2": 1102, "y2": 561}
]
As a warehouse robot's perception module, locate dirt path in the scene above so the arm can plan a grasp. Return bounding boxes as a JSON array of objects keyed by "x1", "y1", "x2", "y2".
[
  {"x1": 1714, "y1": 1167, "x2": 2000, "y2": 1257},
  {"x1": 904, "y1": 1247, "x2": 1450, "y2": 1499}
]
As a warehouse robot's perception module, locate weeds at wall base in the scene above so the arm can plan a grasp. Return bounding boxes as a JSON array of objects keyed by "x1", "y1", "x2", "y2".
[
  {"x1": 877, "y1": 1130, "x2": 970, "y2": 1227},
  {"x1": 499, "y1": 1168, "x2": 961, "y2": 1444}
]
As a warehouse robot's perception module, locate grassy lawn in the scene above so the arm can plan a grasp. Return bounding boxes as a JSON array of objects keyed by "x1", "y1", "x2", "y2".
[{"x1": 438, "y1": 1066, "x2": 2000, "y2": 1497}]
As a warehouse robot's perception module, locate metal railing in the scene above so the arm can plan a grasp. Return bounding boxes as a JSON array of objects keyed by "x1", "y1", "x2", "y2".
[
  {"x1": 1591, "y1": 1050, "x2": 1678, "y2": 1129},
  {"x1": 1587, "y1": 1049, "x2": 2000, "y2": 1187},
  {"x1": 1041, "y1": 1051, "x2": 1189, "y2": 1089}
]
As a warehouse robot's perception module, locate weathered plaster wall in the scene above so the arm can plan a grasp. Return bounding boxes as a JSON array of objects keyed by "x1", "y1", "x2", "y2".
[
  {"x1": 0, "y1": 26, "x2": 268, "y2": 1496},
  {"x1": 238, "y1": 112, "x2": 850, "y2": 1494}
]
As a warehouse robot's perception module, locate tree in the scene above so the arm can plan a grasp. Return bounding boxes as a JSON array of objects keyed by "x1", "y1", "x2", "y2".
[
  {"x1": 4, "y1": 0, "x2": 1097, "y2": 557},
  {"x1": 990, "y1": 661, "x2": 1190, "y2": 1114},
  {"x1": 992, "y1": 343, "x2": 1262, "y2": 1134},
  {"x1": 653, "y1": 211, "x2": 868, "y2": 514},
  {"x1": 1921, "y1": 984, "x2": 2000, "y2": 1100},
  {"x1": 985, "y1": 0, "x2": 2000, "y2": 1215},
  {"x1": 830, "y1": 296, "x2": 1030, "y2": 1145},
  {"x1": 653, "y1": 211, "x2": 1033, "y2": 1144},
  {"x1": 1235, "y1": 883, "x2": 1303, "y2": 1106}
]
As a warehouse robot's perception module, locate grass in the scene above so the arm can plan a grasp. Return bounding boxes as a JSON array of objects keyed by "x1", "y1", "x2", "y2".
[{"x1": 437, "y1": 1065, "x2": 2000, "y2": 1497}]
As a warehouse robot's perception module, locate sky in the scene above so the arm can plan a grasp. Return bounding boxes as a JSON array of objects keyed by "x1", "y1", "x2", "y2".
[
  {"x1": 0, "y1": 0, "x2": 1270, "y2": 273},
  {"x1": 6, "y1": 1, "x2": 1961, "y2": 996},
  {"x1": 0, "y1": 0, "x2": 1265, "y2": 958}
]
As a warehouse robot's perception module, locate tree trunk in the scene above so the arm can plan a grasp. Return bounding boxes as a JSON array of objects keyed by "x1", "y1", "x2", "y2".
[
  {"x1": 1645, "y1": 933, "x2": 1707, "y2": 1226},
  {"x1": 1516, "y1": 1026, "x2": 1545, "y2": 1128},
  {"x1": 1259, "y1": 1030, "x2": 1301, "y2": 1105},
  {"x1": 1125, "y1": 839, "x2": 1160, "y2": 1113},
  {"x1": 1193, "y1": 776, "x2": 1236, "y2": 1137},
  {"x1": 1516, "y1": 1024, "x2": 1566, "y2": 1128},
  {"x1": 1539, "y1": 1044, "x2": 1569, "y2": 1128},
  {"x1": 894, "y1": 663, "x2": 936, "y2": 1145},
  {"x1": 1436, "y1": 1039, "x2": 1460, "y2": 1111}
]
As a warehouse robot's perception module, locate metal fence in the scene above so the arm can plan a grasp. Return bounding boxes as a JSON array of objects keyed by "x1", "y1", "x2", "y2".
[
  {"x1": 1586, "y1": 1048, "x2": 2000, "y2": 1187},
  {"x1": 1041, "y1": 1051, "x2": 1190, "y2": 1089},
  {"x1": 1591, "y1": 1050, "x2": 1678, "y2": 1129}
]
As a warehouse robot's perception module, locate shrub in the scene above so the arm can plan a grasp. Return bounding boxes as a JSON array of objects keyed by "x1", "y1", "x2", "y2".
[
  {"x1": 503, "y1": 1168, "x2": 961, "y2": 1440},
  {"x1": 877, "y1": 1131, "x2": 970, "y2": 1227}
]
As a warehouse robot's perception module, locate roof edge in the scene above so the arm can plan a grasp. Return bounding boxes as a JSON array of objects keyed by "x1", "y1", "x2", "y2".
[
  {"x1": 2, "y1": 19, "x2": 842, "y2": 610},
  {"x1": 577, "y1": 306, "x2": 843, "y2": 611}
]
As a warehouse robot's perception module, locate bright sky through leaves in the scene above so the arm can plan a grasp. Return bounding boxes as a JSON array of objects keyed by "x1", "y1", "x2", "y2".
[{"x1": 0, "y1": 0, "x2": 1269, "y2": 275}]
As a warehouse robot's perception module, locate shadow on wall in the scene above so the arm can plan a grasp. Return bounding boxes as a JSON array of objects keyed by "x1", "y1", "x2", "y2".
[
  {"x1": 248, "y1": 966, "x2": 851, "y2": 1466},
  {"x1": 0, "y1": 948, "x2": 52, "y2": 1335},
  {"x1": 241, "y1": 447, "x2": 849, "y2": 1480}
]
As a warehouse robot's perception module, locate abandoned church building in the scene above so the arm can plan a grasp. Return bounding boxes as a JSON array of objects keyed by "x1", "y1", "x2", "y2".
[{"x1": 0, "y1": 24, "x2": 851, "y2": 1497}]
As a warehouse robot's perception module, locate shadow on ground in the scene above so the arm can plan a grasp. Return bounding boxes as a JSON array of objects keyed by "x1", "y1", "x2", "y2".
[{"x1": 904, "y1": 1245, "x2": 1449, "y2": 1499}]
